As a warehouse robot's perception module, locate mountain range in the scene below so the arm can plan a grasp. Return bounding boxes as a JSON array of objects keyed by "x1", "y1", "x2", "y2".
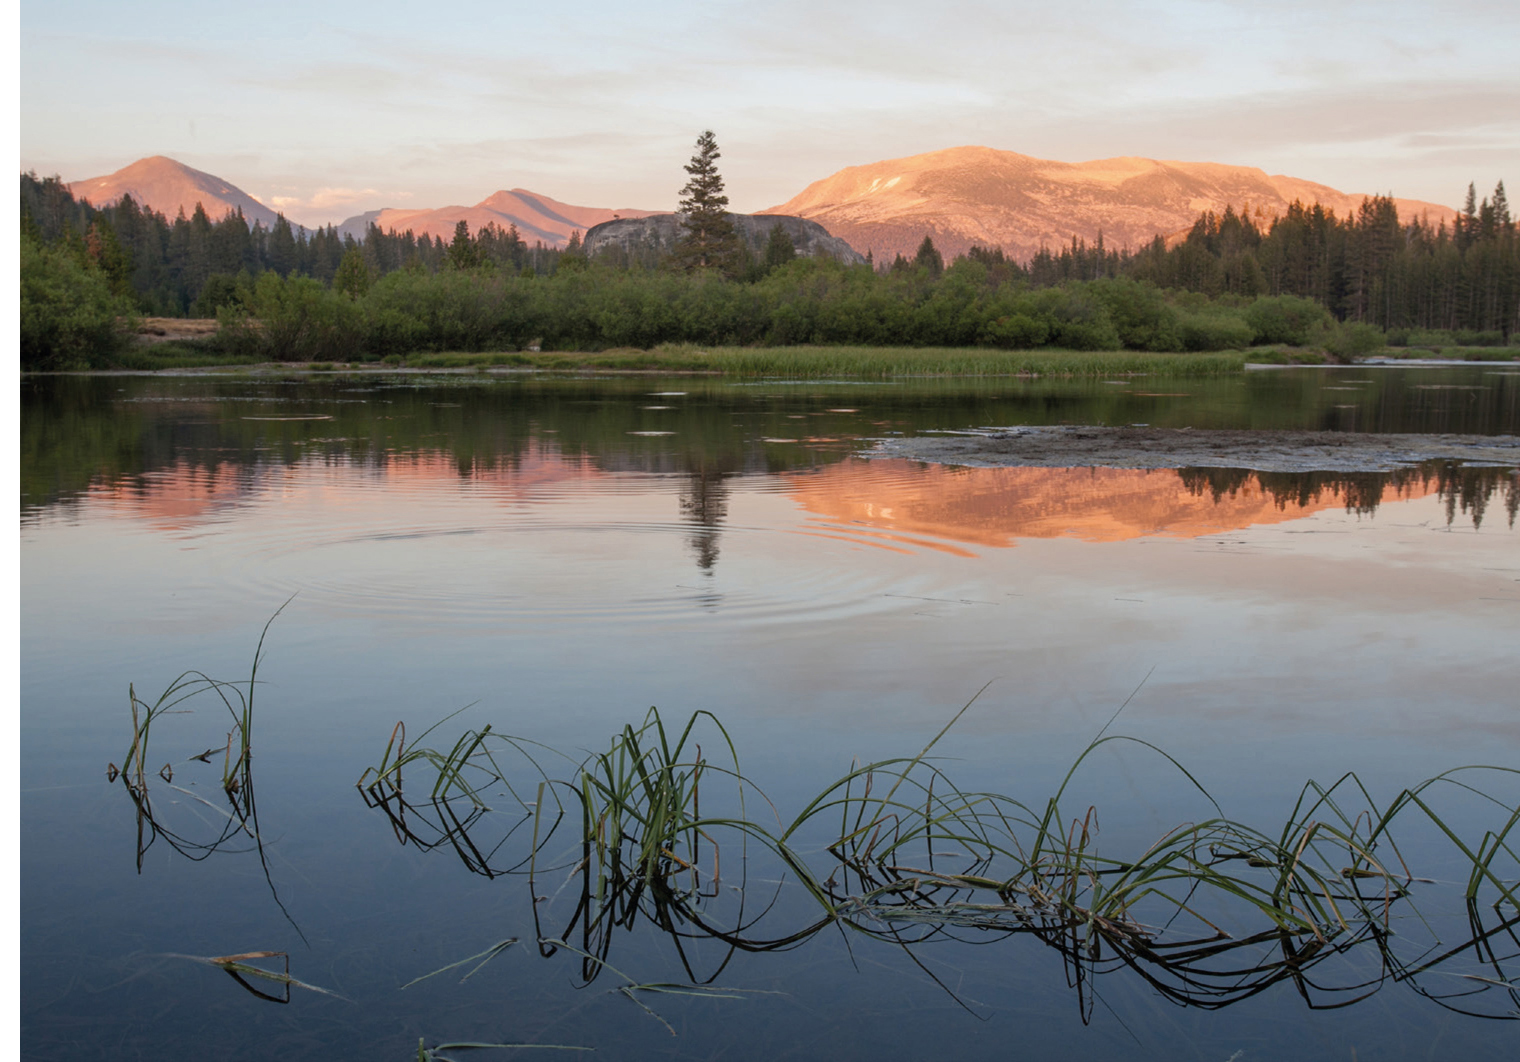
[
  {"x1": 64, "y1": 150, "x2": 1460, "y2": 261},
  {"x1": 333, "y1": 191, "x2": 660, "y2": 246},
  {"x1": 761, "y1": 146, "x2": 1459, "y2": 262}
]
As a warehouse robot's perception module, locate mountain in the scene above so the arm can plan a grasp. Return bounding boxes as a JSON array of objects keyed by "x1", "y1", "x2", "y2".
[
  {"x1": 67, "y1": 156, "x2": 283, "y2": 229},
  {"x1": 761, "y1": 146, "x2": 1460, "y2": 263},
  {"x1": 337, "y1": 190, "x2": 661, "y2": 248}
]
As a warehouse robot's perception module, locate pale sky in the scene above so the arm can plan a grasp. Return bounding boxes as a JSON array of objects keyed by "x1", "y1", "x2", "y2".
[{"x1": 19, "y1": 0, "x2": 1520, "y2": 228}]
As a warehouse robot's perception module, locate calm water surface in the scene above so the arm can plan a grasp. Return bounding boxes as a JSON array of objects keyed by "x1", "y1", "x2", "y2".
[{"x1": 21, "y1": 369, "x2": 1520, "y2": 1060}]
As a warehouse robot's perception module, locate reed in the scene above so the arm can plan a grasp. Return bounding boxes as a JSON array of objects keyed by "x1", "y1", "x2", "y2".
[
  {"x1": 362, "y1": 702, "x2": 1518, "y2": 1018},
  {"x1": 110, "y1": 601, "x2": 306, "y2": 940}
]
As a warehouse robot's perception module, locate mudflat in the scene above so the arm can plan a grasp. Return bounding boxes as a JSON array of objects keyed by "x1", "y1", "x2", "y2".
[{"x1": 867, "y1": 426, "x2": 1520, "y2": 473}]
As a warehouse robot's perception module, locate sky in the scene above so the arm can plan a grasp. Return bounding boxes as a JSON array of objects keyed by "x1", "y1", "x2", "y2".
[{"x1": 19, "y1": 0, "x2": 1520, "y2": 228}]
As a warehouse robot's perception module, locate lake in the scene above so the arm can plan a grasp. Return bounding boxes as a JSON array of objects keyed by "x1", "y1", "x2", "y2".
[{"x1": 20, "y1": 366, "x2": 1519, "y2": 1060}]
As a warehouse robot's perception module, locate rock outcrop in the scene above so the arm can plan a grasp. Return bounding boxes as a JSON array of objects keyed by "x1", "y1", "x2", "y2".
[{"x1": 582, "y1": 213, "x2": 864, "y2": 266}]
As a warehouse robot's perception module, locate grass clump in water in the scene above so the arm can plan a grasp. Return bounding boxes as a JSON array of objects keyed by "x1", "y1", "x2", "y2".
[{"x1": 360, "y1": 695, "x2": 1519, "y2": 1019}]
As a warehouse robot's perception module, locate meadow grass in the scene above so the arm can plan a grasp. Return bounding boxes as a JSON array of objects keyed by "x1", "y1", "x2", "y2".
[{"x1": 105, "y1": 342, "x2": 262, "y2": 371}]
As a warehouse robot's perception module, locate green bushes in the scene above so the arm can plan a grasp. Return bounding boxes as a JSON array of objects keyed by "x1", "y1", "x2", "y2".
[
  {"x1": 27, "y1": 245, "x2": 1392, "y2": 370},
  {"x1": 219, "y1": 273, "x2": 364, "y2": 362},
  {"x1": 1089, "y1": 277, "x2": 1182, "y2": 351},
  {"x1": 1244, "y1": 295, "x2": 1332, "y2": 346},
  {"x1": 1322, "y1": 320, "x2": 1387, "y2": 360},
  {"x1": 1387, "y1": 327, "x2": 1513, "y2": 349},
  {"x1": 20, "y1": 232, "x2": 136, "y2": 369},
  {"x1": 215, "y1": 264, "x2": 1276, "y2": 359}
]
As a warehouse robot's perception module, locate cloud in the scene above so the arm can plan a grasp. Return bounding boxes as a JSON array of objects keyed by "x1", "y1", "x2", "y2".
[
  {"x1": 21, "y1": 0, "x2": 1518, "y2": 223},
  {"x1": 262, "y1": 187, "x2": 386, "y2": 225}
]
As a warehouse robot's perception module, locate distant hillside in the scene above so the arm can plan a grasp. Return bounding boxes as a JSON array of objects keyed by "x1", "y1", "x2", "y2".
[
  {"x1": 762, "y1": 146, "x2": 1460, "y2": 262},
  {"x1": 67, "y1": 156, "x2": 283, "y2": 229},
  {"x1": 338, "y1": 190, "x2": 661, "y2": 248}
]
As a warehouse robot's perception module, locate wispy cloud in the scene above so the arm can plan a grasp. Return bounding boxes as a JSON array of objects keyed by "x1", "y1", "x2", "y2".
[{"x1": 20, "y1": 0, "x2": 1518, "y2": 221}]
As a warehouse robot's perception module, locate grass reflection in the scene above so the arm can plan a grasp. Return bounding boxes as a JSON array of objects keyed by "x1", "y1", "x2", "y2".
[
  {"x1": 109, "y1": 602, "x2": 305, "y2": 942},
  {"x1": 359, "y1": 702, "x2": 1519, "y2": 1024}
]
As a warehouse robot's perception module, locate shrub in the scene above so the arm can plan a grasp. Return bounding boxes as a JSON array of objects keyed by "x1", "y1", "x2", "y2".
[
  {"x1": 224, "y1": 273, "x2": 365, "y2": 362},
  {"x1": 980, "y1": 313, "x2": 1051, "y2": 349},
  {"x1": 20, "y1": 232, "x2": 135, "y2": 369},
  {"x1": 1244, "y1": 295, "x2": 1331, "y2": 346},
  {"x1": 1177, "y1": 311, "x2": 1255, "y2": 351},
  {"x1": 1321, "y1": 321, "x2": 1386, "y2": 360},
  {"x1": 1089, "y1": 278, "x2": 1183, "y2": 351}
]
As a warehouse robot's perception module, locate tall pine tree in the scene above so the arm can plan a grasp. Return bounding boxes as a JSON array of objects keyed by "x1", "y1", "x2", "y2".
[{"x1": 672, "y1": 131, "x2": 739, "y2": 275}]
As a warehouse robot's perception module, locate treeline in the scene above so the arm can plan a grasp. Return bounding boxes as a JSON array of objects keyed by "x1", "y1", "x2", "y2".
[
  {"x1": 18, "y1": 170, "x2": 1518, "y2": 369},
  {"x1": 1125, "y1": 186, "x2": 1518, "y2": 339},
  {"x1": 19, "y1": 172, "x2": 565, "y2": 316}
]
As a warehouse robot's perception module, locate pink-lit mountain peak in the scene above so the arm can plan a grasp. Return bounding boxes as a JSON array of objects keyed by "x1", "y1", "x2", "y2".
[
  {"x1": 67, "y1": 155, "x2": 282, "y2": 229},
  {"x1": 763, "y1": 145, "x2": 1459, "y2": 262}
]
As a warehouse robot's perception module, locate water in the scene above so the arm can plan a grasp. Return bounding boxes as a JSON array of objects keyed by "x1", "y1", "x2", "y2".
[{"x1": 20, "y1": 368, "x2": 1520, "y2": 1060}]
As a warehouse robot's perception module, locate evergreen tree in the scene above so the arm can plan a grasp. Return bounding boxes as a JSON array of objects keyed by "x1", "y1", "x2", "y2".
[
  {"x1": 447, "y1": 220, "x2": 478, "y2": 270},
  {"x1": 672, "y1": 130, "x2": 739, "y2": 275},
  {"x1": 269, "y1": 216, "x2": 298, "y2": 277},
  {"x1": 763, "y1": 222, "x2": 797, "y2": 271},
  {"x1": 914, "y1": 235, "x2": 944, "y2": 278},
  {"x1": 334, "y1": 248, "x2": 373, "y2": 298}
]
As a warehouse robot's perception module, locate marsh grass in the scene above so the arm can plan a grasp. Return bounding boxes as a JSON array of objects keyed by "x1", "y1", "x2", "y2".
[
  {"x1": 105, "y1": 342, "x2": 262, "y2": 371},
  {"x1": 110, "y1": 601, "x2": 305, "y2": 940},
  {"x1": 362, "y1": 699, "x2": 1519, "y2": 1021},
  {"x1": 161, "y1": 950, "x2": 340, "y2": 1004},
  {"x1": 398, "y1": 345, "x2": 1249, "y2": 378},
  {"x1": 401, "y1": 938, "x2": 518, "y2": 989}
]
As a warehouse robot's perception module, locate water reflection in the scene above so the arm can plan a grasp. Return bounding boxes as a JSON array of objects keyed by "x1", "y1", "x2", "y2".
[
  {"x1": 679, "y1": 457, "x2": 736, "y2": 573},
  {"x1": 29, "y1": 439, "x2": 1518, "y2": 570},
  {"x1": 787, "y1": 460, "x2": 1516, "y2": 550},
  {"x1": 21, "y1": 370, "x2": 1520, "y2": 519}
]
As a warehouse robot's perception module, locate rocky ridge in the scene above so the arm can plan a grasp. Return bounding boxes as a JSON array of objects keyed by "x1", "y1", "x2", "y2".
[{"x1": 582, "y1": 213, "x2": 865, "y2": 265}]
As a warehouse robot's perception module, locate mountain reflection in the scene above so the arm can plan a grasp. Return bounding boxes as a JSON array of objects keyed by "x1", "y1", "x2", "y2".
[
  {"x1": 786, "y1": 459, "x2": 1517, "y2": 548},
  {"x1": 30, "y1": 449, "x2": 1517, "y2": 565}
]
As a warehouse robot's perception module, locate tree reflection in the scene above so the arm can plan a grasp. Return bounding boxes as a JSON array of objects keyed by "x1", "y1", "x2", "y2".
[
  {"x1": 678, "y1": 456, "x2": 736, "y2": 573},
  {"x1": 1179, "y1": 462, "x2": 1519, "y2": 527}
]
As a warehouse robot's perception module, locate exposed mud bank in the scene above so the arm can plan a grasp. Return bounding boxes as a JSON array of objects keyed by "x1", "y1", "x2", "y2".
[{"x1": 866, "y1": 426, "x2": 1520, "y2": 473}]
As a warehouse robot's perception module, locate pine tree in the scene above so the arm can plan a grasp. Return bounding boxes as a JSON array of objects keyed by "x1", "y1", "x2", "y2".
[
  {"x1": 914, "y1": 235, "x2": 943, "y2": 278},
  {"x1": 763, "y1": 222, "x2": 796, "y2": 271},
  {"x1": 1491, "y1": 181, "x2": 1510, "y2": 229},
  {"x1": 672, "y1": 131, "x2": 739, "y2": 275},
  {"x1": 447, "y1": 220, "x2": 478, "y2": 270}
]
